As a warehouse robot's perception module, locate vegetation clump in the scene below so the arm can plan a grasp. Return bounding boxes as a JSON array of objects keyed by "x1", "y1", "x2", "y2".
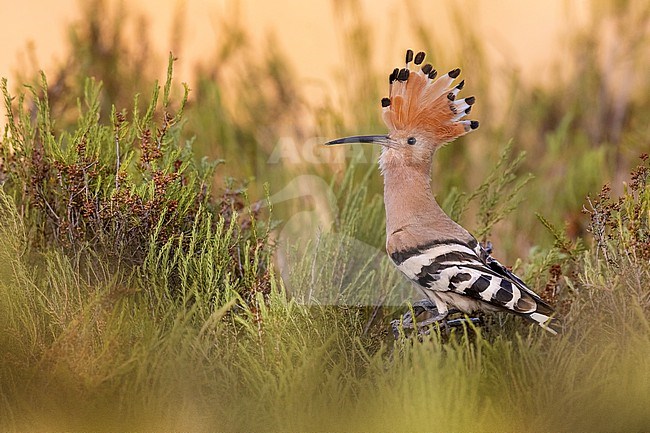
[{"x1": 1, "y1": 56, "x2": 272, "y2": 302}]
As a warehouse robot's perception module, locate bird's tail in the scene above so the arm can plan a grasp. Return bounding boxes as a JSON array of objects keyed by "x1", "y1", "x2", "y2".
[{"x1": 523, "y1": 300, "x2": 561, "y2": 335}]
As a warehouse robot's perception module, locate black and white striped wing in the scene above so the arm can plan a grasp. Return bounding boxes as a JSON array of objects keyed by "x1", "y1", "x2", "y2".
[{"x1": 390, "y1": 239, "x2": 558, "y2": 334}]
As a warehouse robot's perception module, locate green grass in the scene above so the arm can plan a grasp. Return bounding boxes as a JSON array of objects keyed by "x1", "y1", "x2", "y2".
[
  {"x1": 1, "y1": 0, "x2": 650, "y2": 431},
  {"x1": 1, "y1": 182, "x2": 649, "y2": 430}
]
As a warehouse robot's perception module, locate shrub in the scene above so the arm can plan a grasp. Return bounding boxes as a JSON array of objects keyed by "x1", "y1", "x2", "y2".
[{"x1": 0, "y1": 55, "x2": 272, "y2": 302}]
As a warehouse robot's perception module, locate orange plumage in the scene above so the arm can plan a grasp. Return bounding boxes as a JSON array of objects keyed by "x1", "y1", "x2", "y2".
[{"x1": 381, "y1": 50, "x2": 477, "y2": 147}]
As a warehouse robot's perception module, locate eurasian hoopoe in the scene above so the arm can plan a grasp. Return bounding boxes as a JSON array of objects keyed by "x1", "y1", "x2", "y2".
[{"x1": 326, "y1": 50, "x2": 559, "y2": 335}]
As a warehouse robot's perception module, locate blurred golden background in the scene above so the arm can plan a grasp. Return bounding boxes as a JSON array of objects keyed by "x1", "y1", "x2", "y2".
[{"x1": 1, "y1": 0, "x2": 584, "y2": 102}]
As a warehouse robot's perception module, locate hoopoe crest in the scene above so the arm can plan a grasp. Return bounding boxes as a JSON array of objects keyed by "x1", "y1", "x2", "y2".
[{"x1": 326, "y1": 50, "x2": 559, "y2": 335}]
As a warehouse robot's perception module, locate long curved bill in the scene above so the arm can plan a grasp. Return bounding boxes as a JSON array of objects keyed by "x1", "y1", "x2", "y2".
[{"x1": 325, "y1": 135, "x2": 394, "y2": 147}]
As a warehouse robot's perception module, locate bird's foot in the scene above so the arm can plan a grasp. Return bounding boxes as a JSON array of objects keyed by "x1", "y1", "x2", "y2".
[
  {"x1": 411, "y1": 315, "x2": 483, "y2": 337},
  {"x1": 391, "y1": 301, "x2": 482, "y2": 338},
  {"x1": 391, "y1": 299, "x2": 442, "y2": 338},
  {"x1": 397, "y1": 299, "x2": 439, "y2": 328}
]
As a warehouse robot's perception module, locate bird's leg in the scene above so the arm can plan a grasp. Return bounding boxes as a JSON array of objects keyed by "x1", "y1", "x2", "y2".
[
  {"x1": 392, "y1": 302, "x2": 483, "y2": 338},
  {"x1": 391, "y1": 300, "x2": 451, "y2": 338},
  {"x1": 391, "y1": 299, "x2": 440, "y2": 338},
  {"x1": 398, "y1": 299, "x2": 439, "y2": 327},
  {"x1": 415, "y1": 307, "x2": 456, "y2": 328},
  {"x1": 418, "y1": 312, "x2": 483, "y2": 336}
]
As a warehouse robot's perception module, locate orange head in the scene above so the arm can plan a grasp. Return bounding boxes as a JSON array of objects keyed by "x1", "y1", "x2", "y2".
[{"x1": 326, "y1": 50, "x2": 478, "y2": 170}]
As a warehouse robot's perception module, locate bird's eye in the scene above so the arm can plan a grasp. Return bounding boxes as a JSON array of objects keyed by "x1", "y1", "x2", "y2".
[{"x1": 407, "y1": 137, "x2": 417, "y2": 145}]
